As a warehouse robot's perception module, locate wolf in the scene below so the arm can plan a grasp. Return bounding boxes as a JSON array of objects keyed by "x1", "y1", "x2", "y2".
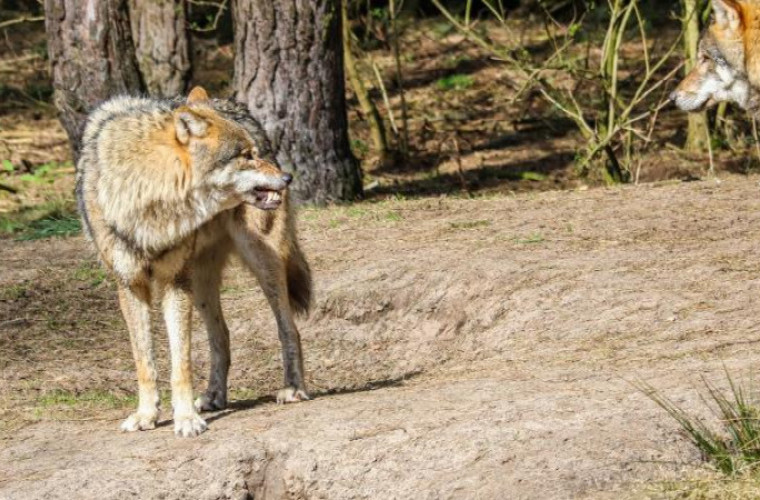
[
  {"x1": 77, "y1": 86, "x2": 312, "y2": 437},
  {"x1": 671, "y1": 0, "x2": 760, "y2": 113}
]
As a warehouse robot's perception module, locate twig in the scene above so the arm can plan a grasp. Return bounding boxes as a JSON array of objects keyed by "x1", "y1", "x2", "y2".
[
  {"x1": 189, "y1": 0, "x2": 227, "y2": 33},
  {"x1": 371, "y1": 61, "x2": 399, "y2": 136},
  {"x1": 0, "y1": 182, "x2": 18, "y2": 194},
  {"x1": 0, "y1": 16, "x2": 44, "y2": 30}
]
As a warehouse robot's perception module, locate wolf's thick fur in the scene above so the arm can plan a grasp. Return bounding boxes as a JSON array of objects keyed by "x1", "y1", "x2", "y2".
[
  {"x1": 77, "y1": 87, "x2": 312, "y2": 437},
  {"x1": 672, "y1": 0, "x2": 760, "y2": 113}
]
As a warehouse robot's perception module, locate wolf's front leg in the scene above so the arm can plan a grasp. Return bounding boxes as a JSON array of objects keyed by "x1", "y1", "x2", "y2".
[
  {"x1": 162, "y1": 278, "x2": 207, "y2": 437},
  {"x1": 118, "y1": 285, "x2": 160, "y2": 432}
]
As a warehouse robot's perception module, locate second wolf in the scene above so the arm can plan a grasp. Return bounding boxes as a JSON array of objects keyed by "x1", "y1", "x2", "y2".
[
  {"x1": 671, "y1": 0, "x2": 760, "y2": 113},
  {"x1": 77, "y1": 87, "x2": 312, "y2": 437}
]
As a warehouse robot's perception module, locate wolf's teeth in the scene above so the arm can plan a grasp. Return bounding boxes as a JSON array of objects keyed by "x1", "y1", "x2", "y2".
[
  {"x1": 266, "y1": 191, "x2": 274, "y2": 202},
  {"x1": 272, "y1": 193, "x2": 281, "y2": 201}
]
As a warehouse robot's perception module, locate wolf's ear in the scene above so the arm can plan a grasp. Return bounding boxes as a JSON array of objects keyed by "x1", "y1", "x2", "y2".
[
  {"x1": 714, "y1": 0, "x2": 741, "y2": 30},
  {"x1": 174, "y1": 109, "x2": 208, "y2": 145},
  {"x1": 187, "y1": 86, "x2": 210, "y2": 105}
]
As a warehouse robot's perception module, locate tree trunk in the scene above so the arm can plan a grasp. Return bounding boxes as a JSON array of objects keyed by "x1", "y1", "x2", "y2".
[
  {"x1": 44, "y1": 0, "x2": 144, "y2": 160},
  {"x1": 128, "y1": 0, "x2": 191, "y2": 97},
  {"x1": 232, "y1": 0, "x2": 362, "y2": 204},
  {"x1": 682, "y1": 0, "x2": 709, "y2": 153}
]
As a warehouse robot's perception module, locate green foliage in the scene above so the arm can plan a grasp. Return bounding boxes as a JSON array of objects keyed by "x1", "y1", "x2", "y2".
[
  {"x1": 436, "y1": 74, "x2": 475, "y2": 91},
  {"x1": 17, "y1": 211, "x2": 81, "y2": 241},
  {"x1": 351, "y1": 138, "x2": 370, "y2": 157},
  {"x1": 0, "y1": 200, "x2": 81, "y2": 241},
  {"x1": 639, "y1": 370, "x2": 760, "y2": 475},
  {"x1": 2, "y1": 160, "x2": 14, "y2": 172}
]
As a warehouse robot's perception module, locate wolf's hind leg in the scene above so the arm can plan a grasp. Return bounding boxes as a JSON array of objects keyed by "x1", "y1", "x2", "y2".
[
  {"x1": 118, "y1": 284, "x2": 160, "y2": 432},
  {"x1": 232, "y1": 232, "x2": 310, "y2": 404},
  {"x1": 192, "y1": 246, "x2": 231, "y2": 412},
  {"x1": 162, "y1": 275, "x2": 207, "y2": 437}
]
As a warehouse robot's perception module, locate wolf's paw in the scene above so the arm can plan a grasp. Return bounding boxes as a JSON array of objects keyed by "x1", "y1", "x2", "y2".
[
  {"x1": 194, "y1": 390, "x2": 228, "y2": 412},
  {"x1": 276, "y1": 386, "x2": 311, "y2": 404},
  {"x1": 173, "y1": 412, "x2": 207, "y2": 438},
  {"x1": 120, "y1": 411, "x2": 158, "y2": 432}
]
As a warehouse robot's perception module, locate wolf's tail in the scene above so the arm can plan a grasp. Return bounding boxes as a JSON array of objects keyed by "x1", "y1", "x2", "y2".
[{"x1": 287, "y1": 242, "x2": 312, "y2": 316}]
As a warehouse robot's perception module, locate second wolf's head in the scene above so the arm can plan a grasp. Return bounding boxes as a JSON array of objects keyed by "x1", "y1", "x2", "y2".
[
  {"x1": 671, "y1": 0, "x2": 758, "y2": 113},
  {"x1": 175, "y1": 87, "x2": 292, "y2": 210}
]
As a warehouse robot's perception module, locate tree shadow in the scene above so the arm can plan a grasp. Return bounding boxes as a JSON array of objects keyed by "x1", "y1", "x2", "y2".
[{"x1": 369, "y1": 149, "x2": 575, "y2": 198}]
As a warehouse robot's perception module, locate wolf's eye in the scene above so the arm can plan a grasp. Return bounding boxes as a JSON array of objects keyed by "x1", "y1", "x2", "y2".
[{"x1": 239, "y1": 149, "x2": 254, "y2": 160}]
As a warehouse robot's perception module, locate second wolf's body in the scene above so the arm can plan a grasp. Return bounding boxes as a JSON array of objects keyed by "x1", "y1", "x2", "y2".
[{"x1": 77, "y1": 88, "x2": 312, "y2": 437}]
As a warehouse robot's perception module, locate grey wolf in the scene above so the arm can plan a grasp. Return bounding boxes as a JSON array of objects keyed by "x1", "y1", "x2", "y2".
[
  {"x1": 76, "y1": 86, "x2": 312, "y2": 437},
  {"x1": 671, "y1": 0, "x2": 759, "y2": 113}
]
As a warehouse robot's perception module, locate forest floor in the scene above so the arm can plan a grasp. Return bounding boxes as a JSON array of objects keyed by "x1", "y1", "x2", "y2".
[
  {"x1": 4, "y1": 9, "x2": 760, "y2": 500},
  {"x1": 4, "y1": 177, "x2": 760, "y2": 498}
]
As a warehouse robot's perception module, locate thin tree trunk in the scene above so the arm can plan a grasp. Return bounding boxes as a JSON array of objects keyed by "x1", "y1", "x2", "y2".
[
  {"x1": 682, "y1": 0, "x2": 709, "y2": 153},
  {"x1": 341, "y1": 0, "x2": 389, "y2": 164},
  {"x1": 44, "y1": 0, "x2": 144, "y2": 160},
  {"x1": 128, "y1": 0, "x2": 191, "y2": 97},
  {"x1": 232, "y1": 0, "x2": 362, "y2": 204}
]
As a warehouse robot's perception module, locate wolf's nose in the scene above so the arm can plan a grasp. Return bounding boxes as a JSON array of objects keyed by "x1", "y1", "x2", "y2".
[{"x1": 281, "y1": 173, "x2": 293, "y2": 185}]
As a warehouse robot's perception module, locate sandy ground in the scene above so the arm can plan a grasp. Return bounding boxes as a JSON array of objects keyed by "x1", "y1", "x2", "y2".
[{"x1": 3, "y1": 178, "x2": 760, "y2": 498}]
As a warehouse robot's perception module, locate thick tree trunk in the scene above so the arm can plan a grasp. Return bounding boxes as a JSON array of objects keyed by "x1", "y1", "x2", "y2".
[
  {"x1": 682, "y1": 0, "x2": 709, "y2": 153},
  {"x1": 232, "y1": 0, "x2": 362, "y2": 204},
  {"x1": 128, "y1": 0, "x2": 191, "y2": 97},
  {"x1": 44, "y1": 0, "x2": 144, "y2": 160}
]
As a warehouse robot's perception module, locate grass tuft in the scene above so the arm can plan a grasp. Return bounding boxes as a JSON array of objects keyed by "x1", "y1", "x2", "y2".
[
  {"x1": 638, "y1": 369, "x2": 760, "y2": 475},
  {"x1": 436, "y1": 74, "x2": 474, "y2": 91}
]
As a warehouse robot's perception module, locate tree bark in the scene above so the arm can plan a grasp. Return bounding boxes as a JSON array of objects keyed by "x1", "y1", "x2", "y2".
[
  {"x1": 128, "y1": 0, "x2": 191, "y2": 97},
  {"x1": 44, "y1": 0, "x2": 144, "y2": 160},
  {"x1": 232, "y1": 0, "x2": 362, "y2": 204},
  {"x1": 682, "y1": 0, "x2": 709, "y2": 153}
]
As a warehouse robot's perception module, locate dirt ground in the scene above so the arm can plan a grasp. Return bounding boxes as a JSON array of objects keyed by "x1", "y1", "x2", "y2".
[{"x1": 3, "y1": 177, "x2": 760, "y2": 498}]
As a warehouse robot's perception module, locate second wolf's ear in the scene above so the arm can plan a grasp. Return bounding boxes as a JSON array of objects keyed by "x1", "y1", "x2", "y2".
[
  {"x1": 714, "y1": 0, "x2": 741, "y2": 30},
  {"x1": 187, "y1": 86, "x2": 210, "y2": 105},
  {"x1": 174, "y1": 109, "x2": 208, "y2": 145}
]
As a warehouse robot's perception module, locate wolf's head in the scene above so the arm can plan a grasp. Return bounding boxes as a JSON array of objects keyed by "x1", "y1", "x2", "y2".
[
  {"x1": 172, "y1": 87, "x2": 291, "y2": 210},
  {"x1": 671, "y1": 0, "x2": 758, "y2": 112}
]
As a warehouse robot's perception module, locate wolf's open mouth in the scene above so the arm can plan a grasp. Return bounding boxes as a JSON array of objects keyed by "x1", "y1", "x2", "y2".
[{"x1": 250, "y1": 188, "x2": 283, "y2": 210}]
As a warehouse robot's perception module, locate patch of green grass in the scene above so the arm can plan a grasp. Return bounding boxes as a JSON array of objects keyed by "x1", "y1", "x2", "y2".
[
  {"x1": 351, "y1": 138, "x2": 370, "y2": 157},
  {"x1": 384, "y1": 210, "x2": 403, "y2": 222},
  {"x1": 37, "y1": 389, "x2": 137, "y2": 410},
  {"x1": 0, "y1": 283, "x2": 28, "y2": 301},
  {"x1": 515, "y1": 233, "x2": 545, "y2": 244},
  {"x1": 17, "y1": 161, "x2": 72, "y2": 184},
  {"x1": 436, "y1": 74, "x2": 475, "y2": 91},
  {"x1": 520, "y1": 171, "x2": 548, "y2": 182},
  {"x1": 229, "y1": 387, "x2": 261, "y2": 401},
  {"x1": 639, "y1": 369, "x2": 760, "y2": 476},
  {"x1": 72, "y1": 261, "x2": 107, "y2": 288},
  {"x1": 346, "y1": 207, "x2": 370, "y2": 218},
  {"x1": 0, "y1": 200, "x2": 81, "y2": 241},
  {"x1": 17, "y1": 211, "x2": 81, "y2": 241},
  {"x1": 449, "y1": 219, "x2": 491, "y2": 230}
]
